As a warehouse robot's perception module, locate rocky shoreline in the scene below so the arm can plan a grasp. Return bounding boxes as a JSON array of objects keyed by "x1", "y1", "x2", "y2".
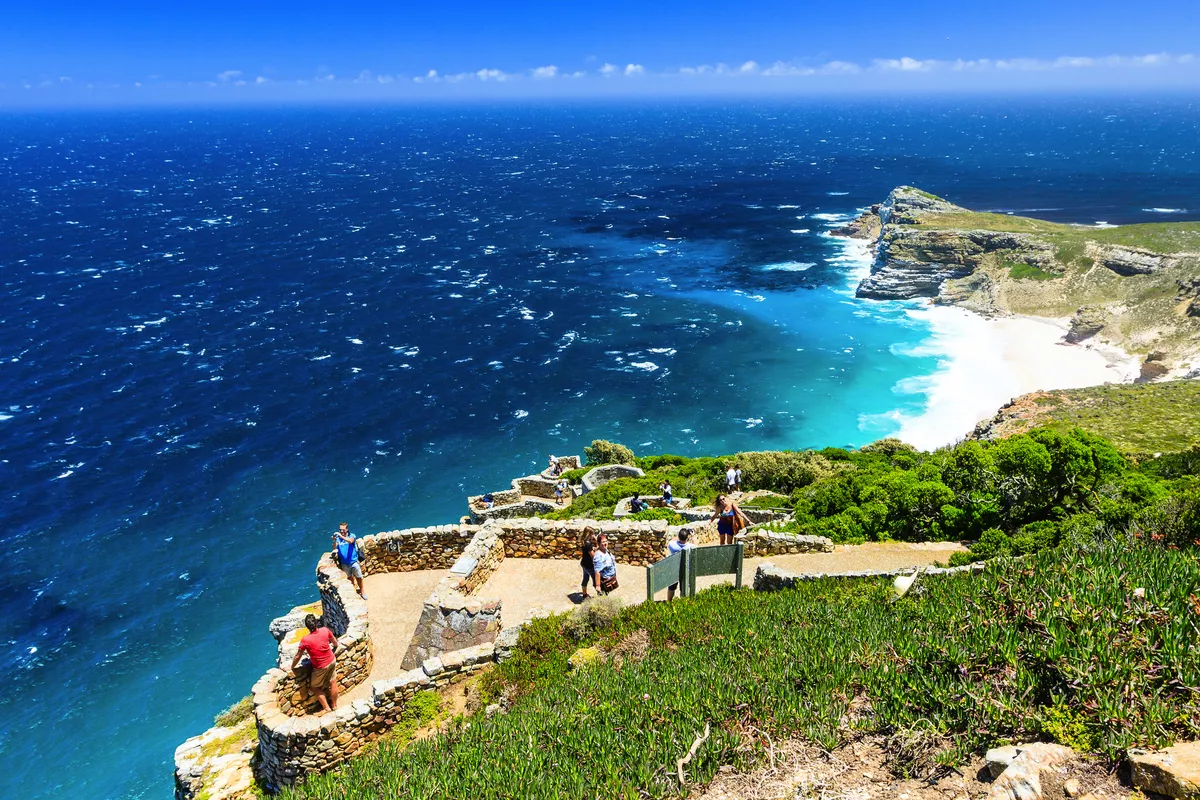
[{"x1": 835, "y1": 186, "x2": 1200, "y2": 379}]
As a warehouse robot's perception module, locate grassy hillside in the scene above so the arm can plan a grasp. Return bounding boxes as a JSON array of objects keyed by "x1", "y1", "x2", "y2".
[
  {"x1": 282, "y1": 539, "x2": 1200, "y2": 800},
  {"x1": 973, "y1": 379, "x2": 1200, "y2": 454}
]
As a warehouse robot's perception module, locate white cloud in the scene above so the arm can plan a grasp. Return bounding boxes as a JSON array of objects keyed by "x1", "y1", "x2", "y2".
[
  {"x1": 476, "y1": 68, "x2": 511, "y2": 81},
  {"x1": 414, "y1": 69, "x2": 440, "y2": 83},
  {"x1": 873, "y1": 57, "x2": 933, "y2": 72},
  {"x1": 738, "y1": 61, "x2": 758, "y2": 74},
  {"x1": 624, "y1": 63, "x2": 644, "y2": 76},
  {"x1": 255, "y1": 75, "x2": 270, "y2": 84},
  {"x1": 600, "y1": 63, "x2": 618, "y2": 76},
  {"x1": 532, "y1": 65, "x2": 558, "y2": 79},
  {"x1": 216, "y1": 70, "x2": 242, "y2": 82}
]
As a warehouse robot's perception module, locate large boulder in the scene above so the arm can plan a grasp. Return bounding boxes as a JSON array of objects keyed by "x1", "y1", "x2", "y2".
[
  {"x1": 987, "y1": 742, "x2": 1076, "y2": 800},
  {"x1": 1129, "y1": 742, "x2": 1200, "y2": 799}
]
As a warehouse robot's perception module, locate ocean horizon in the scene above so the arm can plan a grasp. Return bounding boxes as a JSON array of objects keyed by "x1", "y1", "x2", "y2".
[{"x1": 3, "y1": 96, "x2": 1200, "y2": 798}]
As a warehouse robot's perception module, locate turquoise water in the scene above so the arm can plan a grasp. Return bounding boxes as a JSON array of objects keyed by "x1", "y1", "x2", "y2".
[{"x1": 2, "y1": 97, "x2": 1200, "y2": 798}]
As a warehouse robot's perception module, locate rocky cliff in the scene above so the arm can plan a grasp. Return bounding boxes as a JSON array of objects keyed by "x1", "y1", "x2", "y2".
[{"x1": 841, "y1": 186, "x2": 1200, "y2": 375}]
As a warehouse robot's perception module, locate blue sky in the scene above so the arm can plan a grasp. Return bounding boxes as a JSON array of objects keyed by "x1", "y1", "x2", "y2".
[{"x1": 3, "y1": 0, "x2": 1199, "y2": 105}]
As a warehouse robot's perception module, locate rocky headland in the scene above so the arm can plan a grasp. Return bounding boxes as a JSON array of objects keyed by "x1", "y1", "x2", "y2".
[{"x1": 837, "y1": 186, "x2": 1200, "y2": 378}]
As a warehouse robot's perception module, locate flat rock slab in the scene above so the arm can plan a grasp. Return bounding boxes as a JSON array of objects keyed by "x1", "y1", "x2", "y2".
[
  {"x1": 1130, "y1": 742, "x2": 1200, "y2": 800},
  {"x1": 991, "y1": 742, "x2": 1076, "y2": 800}
]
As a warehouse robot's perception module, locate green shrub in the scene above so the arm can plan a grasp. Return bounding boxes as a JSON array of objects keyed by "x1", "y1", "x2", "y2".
[
  {"x1": 584, "y1": 439, "x2": 636, "y2": 466},
  {"x1": 637, "y1": 454, "x2": 690, "y2": 471},
  {"x1": 626, "y1": 508, "x2": 685, "y2": 525},
  {"x1": 860, "y1": 438, "x2": 918, "y2": 457},
  {"x1": 213, "y1": 696, "x2": 253, "y2": 728},
  {"x1": 966, "y1": 528, "x2": 1012, "y2": 561},
  {"x1": 733, "y1": 450, "x2": 839, "y2": 494},
  {"x1": 561, "y1": 595, "x2": 623, "y2": 642},
  {"x1": 558, "y1": 467, "x2": 589, "y2": 484}
]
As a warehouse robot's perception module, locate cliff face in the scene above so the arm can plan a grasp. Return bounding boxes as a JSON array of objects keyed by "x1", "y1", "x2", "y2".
[{"x1": 845, "y1": 186, "x2": 1200, "y2": 374}]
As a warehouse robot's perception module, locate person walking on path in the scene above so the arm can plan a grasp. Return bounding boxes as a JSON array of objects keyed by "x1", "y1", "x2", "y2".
[
  {"x1": 555, "y1": 478, "x2": 568, "y2": 505},
  {"x1": 725, "y1": 465, "x2": 737, "y2": 493},
  {"x1": 290, "y1": 614, "x2": 339, "y2": 713},
  {"x1": 593, "y1": 533, "x2": 618, "y2": 594},
  {"x1": 579, "y1": 536, "x2": 600, "y2": 600},
  {"x1": 734, "y1": 466, "x2": 743, "y2": 492},
  {"x1": 333, "y1": 522, "x2": 367, "y2": 599},
  {"x1": 711, "y1": 494, "x2": 750, "y2": 546},
  {"x1": 666, "y1": 529, "x2": 694, "y2": 601}
]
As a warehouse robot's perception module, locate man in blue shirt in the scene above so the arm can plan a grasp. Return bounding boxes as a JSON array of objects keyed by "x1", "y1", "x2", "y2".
[
  {"x1": 666, "y1": 529, "x2": 694, "y2": 602},
  {"x1": 332, "y1": 522, "x2": 366, "y2": 599}
]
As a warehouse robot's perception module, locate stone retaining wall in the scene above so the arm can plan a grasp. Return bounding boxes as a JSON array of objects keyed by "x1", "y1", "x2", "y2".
[
  {"x1": 357, "y1": 525, "x2": 480, "y2": 574},
  {"x1": 275, "y1": 558, "x2": 373, "y2": 717},
  {"x1": 581, "y1": 464, "x2": 645, "y2": 494},
  {"x1": 516, "y1": 475, "x2": 559, "y2": 499},
  {"x1": 253, "y1": 643, "x2": 497, "y2": 791},
  {"x1": 494, "y1": 517, "x2": 675, "y2": 566},
  {"x1": 753, "y1": 560, "x2": 985, "y2": 592},
  {"x1": 467, "y1": 497, "x2": 557, "y2": 523},
  {"x1": 400, "y1": 525, "x2": 505, "y2": 669},
  {"x1": 737, "y1": 530, "x2": 833, "y2": 558}
]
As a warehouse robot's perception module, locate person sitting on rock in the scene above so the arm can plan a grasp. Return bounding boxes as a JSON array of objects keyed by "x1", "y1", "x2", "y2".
[
  {"x1": 660, "y1": 480, "x2": 673, "y2": 506},
  {"x1": 290, "y1": 614, "x2": 339, "y2": 713},
  {"x1": 333, "y1": 522, "x2": 366, "y2": 599},
  {"x1": 481, "y1": 493, "x2": 495, "y2": 509},
  {"x1": 629, "y1": 493, "x2": 646, "y2": 514}
]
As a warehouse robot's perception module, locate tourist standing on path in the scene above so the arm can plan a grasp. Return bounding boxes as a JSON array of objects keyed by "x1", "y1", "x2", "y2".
[
  {"x1": 711, "y1": 494, "x2": 750, "y2": 546},
  {"x1": 666, "y1": 529, "x2": 694, "y2": 601},
  {"x1": 593, "y1": 533, "x2": 618, "y2": 594},
  {"x1": 660, "y1": 480, "x2": 673, "y2": 506},
  {"x1": 555, "y1": 478, "x2": 568, "y2": 505},
  {"x1": 734, "y1": 466, "x2": 743, "y2": 492},
  {"x1": 290, "y1": 614, "x2": 339, "y2": 713},
  {"x1": 333, "y1": 522, "x2": 367, "y2": 599},
  {"x1": 725, "y1": 465, "x2": 737, "y2": 493},
  {"x1": 579, "y1": 536, "x2": 599, "y2": 600}
]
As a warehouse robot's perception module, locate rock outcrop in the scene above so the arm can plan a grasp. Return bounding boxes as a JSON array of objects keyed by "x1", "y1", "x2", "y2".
[
  {"x1": 1129, "y1": 741, "x2": 1200, "y2": 799},
  {"x1": 840, "y1": 185, "x2": 1200, "y2": 373}
]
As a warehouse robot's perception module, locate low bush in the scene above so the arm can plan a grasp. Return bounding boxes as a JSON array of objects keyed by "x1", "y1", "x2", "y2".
[
  {"x1": 282, "y1": 539, "x2": 1200, "y2": 799},
  {"x1": 561, "y1": 595, "x2": 623, "y2": 642},
  {"x1": 584, "y1": 439, "x2": 636, "y2": 466},
  {"x1": 213, "y1": 696, "x2": 253, "y2": 728},
  {"x1": 626, "y1": 508, "x2": 685, "y2": 525}
]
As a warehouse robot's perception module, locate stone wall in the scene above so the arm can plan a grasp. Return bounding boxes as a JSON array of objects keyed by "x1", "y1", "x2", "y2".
[
  {"x1": 613, "y1": 496, "x2": 692, "y2": 517},
  {"x1": 466, "y1": 487, "x2": 522, "y2": 511},
  {"x1": 275, "y1": 558, "x2": 373, "y2": 717},
  {"x1": 253, "y1": 643, "x2": 496, "y2": 791},
  {"x1": 581, "y1": 464, "x2": 645, "y2": 494},
  {"x1": 516, "y1": 475, "x2": 559, "y2": 499},
  {"x1": 494, "y1": 517, "x2": 675, "y2": 566},
  {"x1": 737, "y1": 530, "x2": 833, "y2": 557},
  {"x1": 400, "y1": 525, "x2": 505, "y2": 669},
  {"x1": 357, "y1": 525, "x2": 480, "y2": 574},
  {"x1": 467, "y1": 497, "x2": 557, "y2": 524}
]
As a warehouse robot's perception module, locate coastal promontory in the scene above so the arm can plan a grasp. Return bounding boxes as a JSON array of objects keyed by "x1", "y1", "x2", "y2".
[{"x1": 840, "y1": 187, "x2": 1200, "y2": 377}]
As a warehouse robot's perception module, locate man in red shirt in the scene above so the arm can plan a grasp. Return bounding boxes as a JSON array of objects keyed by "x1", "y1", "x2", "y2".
[{"x1": 290, "y1": 614, "x2": 339, "y2": 712}]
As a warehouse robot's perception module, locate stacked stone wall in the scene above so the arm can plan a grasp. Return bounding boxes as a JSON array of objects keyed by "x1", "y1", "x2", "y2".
[
  {"x1": 275, "y1": 558, "x2": 373, "y2": 717},
  {"x1": 253, "y1": 643, "x2": 496, "y2": 790},
  {"x1": 400, "y1": 525, "x2": 505, "y2": 669},
  {"x1": 516, "y1": 475, "x2": 559, "y2": 498},
  {"x1": 468, "y1": 498, "x2": 556, "y2": 523},
  {"x1": 494, "y1": 517, "x2": 674, "y2": 566},
  {"x1": 357, "y1": 525, "x2": 480, "y2": 575},
  {"x1": 581, "y1": 464, "x2": 645, "y2": 494},
  {"x1": 737, "y1": 530, "x2": 833, "y2": 558}
]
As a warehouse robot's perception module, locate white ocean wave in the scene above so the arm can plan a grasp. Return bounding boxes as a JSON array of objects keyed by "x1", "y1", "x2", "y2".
[
  {"x1": 790, "y1": 228, "x2": 811, "y2": 234},
  {"x1": 775, "y1": 204, "x2": 802, "y2": 209},
  {"x1": 513, "y1": 409, "x2": 529, "y2": 419},
  {"x1": 812, "y1": 212, "x2": 849, "y2": 222},
  {"x1": 744, "y1": 418, "x2": 763, "y2": 428},
  {"x1": 1143, "y1": 207, "x2": 1187, "y2": 214},
  {"x1": 827, "y1": 191, "x2": 850, "y2": 196},
  {"x1": 647, "y1": 347, "x2": 676, "y2": 355},
  {"x1": 629, "y1": 361, "x2": 659, "y2": 372},
  {"x1": 348, "y1": 338, "x2": 363, "y2": 345},
  {"x1": 762, "y1": 261, "x2": 816, "y2": 272}
]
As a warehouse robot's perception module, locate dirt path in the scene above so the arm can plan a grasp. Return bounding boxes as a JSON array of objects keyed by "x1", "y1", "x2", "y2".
[
  {"x1": 340, "y1": 568, "x2": 450, "y2": 704},
  {"x1": 476, "y1": 542, "x2": 967, "y2": 620}
]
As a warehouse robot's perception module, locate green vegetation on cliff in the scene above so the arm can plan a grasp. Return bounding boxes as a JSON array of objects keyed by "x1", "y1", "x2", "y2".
[
  {"x1": 973, "y1": 379, "x2": 1200, "y2": 455},
  {"x1": 854, "y1": 186, "x2": 1200, "y2": 370},
  {"x1": 281, "y1": 537, "x2": 1200, "y2": 799},
  {"x1": 543, "y1": 431, "x2": 1200, "y2": 566}
]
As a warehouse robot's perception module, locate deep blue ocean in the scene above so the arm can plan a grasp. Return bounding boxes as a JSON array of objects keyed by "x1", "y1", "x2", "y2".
[{"x1": 2, "y1": 97, "x2": 1199, "y2": 799}]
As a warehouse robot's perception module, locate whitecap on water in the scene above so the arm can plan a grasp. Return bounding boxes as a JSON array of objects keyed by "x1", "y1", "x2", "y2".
[
  {"x1": 790, "y1": 229, "x2": 811, "y2": 234},
  {"x1": 1143, "y1": 208, "x2": 1187, "y2": 214},
  {"x1": 629, "y1": 361, "x2": 659, "y2": 372},
  {"x1": 762, "y1": 261, "x2": 816, "y2": 272},
  {"x1": 348, "y1": 338, "x2": 364, "y2": 345},
  {"x1": 513, "y1": 409, "x2": 529, "y2": 419},
  {"x1": 647, "y1": 347, "x2": 676, "y2": 355},
  {"x1": 744, "y1": 418, "x2": 763, "y2": 428}
]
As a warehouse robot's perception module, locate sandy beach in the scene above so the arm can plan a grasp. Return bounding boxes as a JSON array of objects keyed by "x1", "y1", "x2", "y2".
[{"x1": 890, "y1": 305, "x2": 1141, "y2": 450}]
